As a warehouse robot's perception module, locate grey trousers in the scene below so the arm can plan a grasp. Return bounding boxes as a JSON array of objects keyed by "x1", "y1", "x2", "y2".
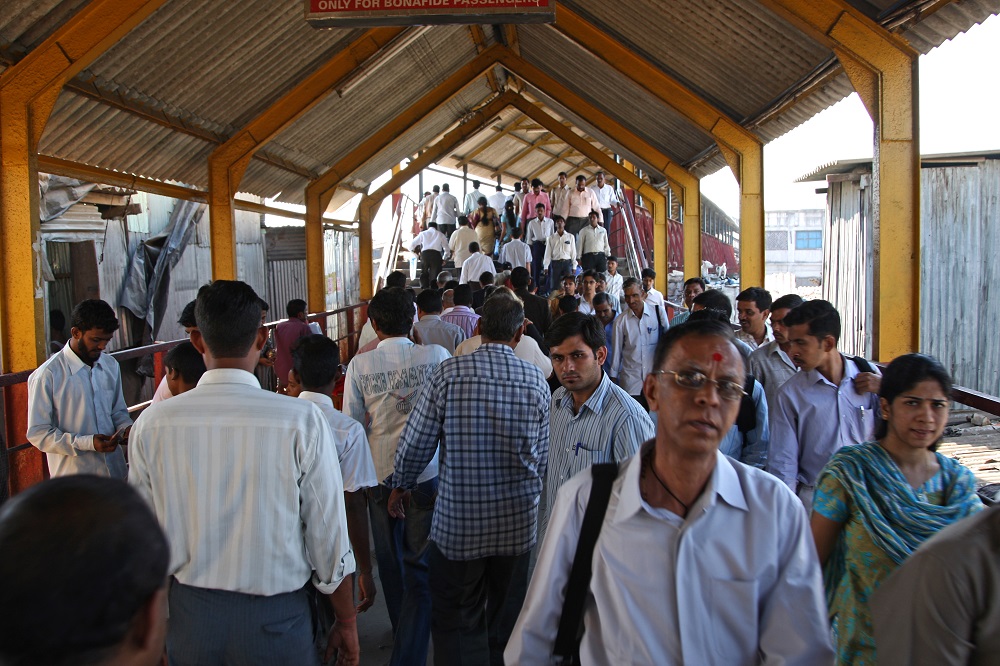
[{"x1": 167, "y1": 578, "x2": 319, "y2": 666}]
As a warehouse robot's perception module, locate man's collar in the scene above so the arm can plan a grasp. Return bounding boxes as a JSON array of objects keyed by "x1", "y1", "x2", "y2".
[
  {"x1": 377, "y1": 336, "x2": 414, "y2": 349},
  {"x1": 449, "y1": 305, "x2": 474, "y2": 314},
  {"x1": 556, "y1": 371, "x2": 612, "y2": 415},
  {"x1": 419, "y1": 314, "x2": 442, "y2": 322},
  {"x1": 478, "y1": 342, "x2": 515, "y2": 355},
  {"x1": 196, "y1": 368, "x2": 262, "y2": 388},
  {"x1": 614, "y1": 445, "x2": 747, "y2": 524},
  {"x1": 298, "y1": 391, "x2": 334, "y2": 409},
  {"x1": 61, "y1": 343, "x2": 91, "y2": 375}
]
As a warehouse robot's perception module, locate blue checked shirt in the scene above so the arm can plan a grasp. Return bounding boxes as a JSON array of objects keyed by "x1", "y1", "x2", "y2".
[{"x1": 392, "y1": 343, "x2": 551, "y2": 560}]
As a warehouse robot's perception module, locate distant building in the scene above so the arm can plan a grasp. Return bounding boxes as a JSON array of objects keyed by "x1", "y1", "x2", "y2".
[{"x1": 764, "y1": 209, "x2": 824, "y2": 287}]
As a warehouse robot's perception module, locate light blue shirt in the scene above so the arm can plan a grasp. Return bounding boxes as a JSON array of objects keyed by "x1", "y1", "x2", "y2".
[
  {"x1": 27, "y1": 343, "x2": 132, "y2": 479},
  {"x1": 767, "y1": 355, "x2": 881, "y2": 490},
  {"x1": 543, "y1": 372, "x2": 654, "y2": 534},
  {"x1": 718, "y1": 378, "x2": 769, "y2": 470}
]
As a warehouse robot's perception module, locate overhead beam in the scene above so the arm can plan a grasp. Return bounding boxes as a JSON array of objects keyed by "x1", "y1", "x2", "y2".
[
  {"x1": 344, "y1": 91, "x2": 520, "y2": 303},
  {"x1": 492, "y1": 131, "x2": 558, "y2": 176},
  {"x1": 457, "y1": 115, "x2": 533, "y2": 165},
  {"x1": 0, "y1": 0, "x2": 166, "y2": 496},
  {"x1": 207, "y1": 27, "x2": 406, "y2": 280},
  {"x1": 552, "y1": 5, "x2": 760, "y2": 287},
  {"x1": 759, "y1": 0, "x2": 920, "y2": 360},
  {"x1": 468, "y1": 25, "x2": 502, "y2": 94}
]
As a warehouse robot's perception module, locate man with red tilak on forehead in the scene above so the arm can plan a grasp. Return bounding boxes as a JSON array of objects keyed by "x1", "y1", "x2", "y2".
[{"x1": 508, "y1": 319, "x2": 833, "y2": 665}]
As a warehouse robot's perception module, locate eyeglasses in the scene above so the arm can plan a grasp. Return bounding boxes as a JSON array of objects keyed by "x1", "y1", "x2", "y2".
[{"x1": 653, "y1": 370, "x2": 747, "y2": 402}]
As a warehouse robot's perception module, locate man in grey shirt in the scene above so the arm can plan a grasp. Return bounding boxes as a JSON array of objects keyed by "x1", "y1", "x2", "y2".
[
  {"x1": 413, "y1": 290, "x2": 466, "y2": 354},
  {"x1": 748, "y1": 293, "x2": 803, "y2": 423}
]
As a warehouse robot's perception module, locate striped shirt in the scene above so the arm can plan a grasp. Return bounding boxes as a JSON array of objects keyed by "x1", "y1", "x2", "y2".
[
  {"x1": 392, "y1": 344, "x2": 551, "y2": 560},
  {"x1": 543, "y1": 372, "x2": 654, "y2": 533},
  {"x1": 343, "y1": 337, "x2": 449, "y2": 485},
  {"x1": 440, "y1": 305, "x2": 481, "y2": 338},
  {"x1": 748, "y1": 340, "x2": 797, "y2": 423},
  {"x1": 128, "y1": 369, "x2": 354, "y2": 595}
]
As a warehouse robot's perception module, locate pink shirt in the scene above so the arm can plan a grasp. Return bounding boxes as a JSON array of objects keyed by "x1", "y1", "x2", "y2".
[
  {"x1": 274, "y1": 317, "x2": 312, "y2": 385},
  {"x1": 521, "y1": 191, "x2": 552, "y2": 223}
]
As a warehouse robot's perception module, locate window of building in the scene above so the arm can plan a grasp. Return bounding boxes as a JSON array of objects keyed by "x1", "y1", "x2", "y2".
[
  {"x1": 795, "y1": 230, "x2": 822, "y2": 249},
  {"x1": 765, "y1": 231, "x2": 788, "y2": 250}
]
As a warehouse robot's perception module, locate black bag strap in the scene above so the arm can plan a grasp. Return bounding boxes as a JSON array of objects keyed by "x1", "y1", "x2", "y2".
[
  {"x1": 553, "y1": 462, "x2": 619, "y2": 664},
  {"x1": 852, "y1": 355, "x2": 875, "y2": 374},
  {"x1": 736, "y1": 374, "x2": 757, "y2": 433}
]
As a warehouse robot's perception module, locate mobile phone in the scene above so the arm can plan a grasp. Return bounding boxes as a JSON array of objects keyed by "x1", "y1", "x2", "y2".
[{"x1": 110, "y1": 425, "x2": 129, "y2": 446}]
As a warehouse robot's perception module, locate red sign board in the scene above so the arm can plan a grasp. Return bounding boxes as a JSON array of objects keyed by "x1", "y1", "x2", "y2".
[{"x1": 306, "y1": 0, "x2": 554, "y2": 27}]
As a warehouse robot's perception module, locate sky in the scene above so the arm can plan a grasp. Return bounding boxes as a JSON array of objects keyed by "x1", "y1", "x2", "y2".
[{"x1": 700, "y1": 13, "x2": 1000, "y2": 219}]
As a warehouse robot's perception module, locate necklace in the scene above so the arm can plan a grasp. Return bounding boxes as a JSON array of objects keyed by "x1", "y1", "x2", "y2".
[{"x1": 641, "y1": 450, "x2": 690, "y2": 515}]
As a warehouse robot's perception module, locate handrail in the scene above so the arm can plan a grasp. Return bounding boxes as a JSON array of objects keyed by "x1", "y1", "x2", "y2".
[
  {"x1": 621, "y1": 186, "x2": 650, "y2": 272},
  {"x1": 373, "y1": 194, "x2": 415, "y2": 292},
  {"x1": 612, "y1": 184, "x2": 646, "y2": 279}
]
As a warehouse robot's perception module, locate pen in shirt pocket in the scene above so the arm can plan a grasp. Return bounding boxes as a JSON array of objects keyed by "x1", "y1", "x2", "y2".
[{"x1": 574, "y1": 442, "x2": 583, "y2": 456}]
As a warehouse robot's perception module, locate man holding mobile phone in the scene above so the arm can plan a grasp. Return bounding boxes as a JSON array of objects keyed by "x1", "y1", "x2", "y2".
[{"x1": 27, "y1": 299, "x2": 132, "y2": 479}]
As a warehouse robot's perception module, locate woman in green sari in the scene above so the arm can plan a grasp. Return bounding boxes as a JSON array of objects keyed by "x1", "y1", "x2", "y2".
[{"x1": 811, "y1": 353, "x2": 983, "y2": 665}]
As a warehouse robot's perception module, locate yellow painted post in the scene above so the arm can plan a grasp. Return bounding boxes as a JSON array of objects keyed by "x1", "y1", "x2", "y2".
[
  {"x1": 759, "y1": 0, "x2": 920, "y2": 360},
  {"x1": 305, "y1": 190, "x2": 327, "y2": 312},
  {"x1": 682, "y1": 180, "x2": 702, "y2": 282},
  {"x1": 0, "y1": 0, "x2": 166, "y2": 373}
]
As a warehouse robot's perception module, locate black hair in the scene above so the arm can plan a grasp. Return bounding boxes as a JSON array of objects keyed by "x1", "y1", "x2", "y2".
[
  {"x1": 164, "y1": 341, "x2": 206, "y2": 385},
  {"x1": 432, "y1": 185, "x2": 440, "y2": 193},
  {"x1": 469, "y1": 242, "x2": 481, "y2": 253},
  {"x1": 50, "y1": 309, "x2": 66, "y2": 331},
  {"x1": 535, "y1": 202, "x2": 546, "y2": 209},
  {"x1": 622, "y1": 276, "x2": 642, "y2": 292},
  {"x1": 581, "y1": 269, "x2": 598, "y2": 281},
  {"x1": 259, "y1": 298, "x2": 270, "y2": 313},
  {"x1": 478, "y1": 196, "x2": 488, "y2": 206},
  {"x1": 607, "y1": 255, "x2": 617, "y2": 263},
  {"x1": 687, "y1": 308, "x2": 731, "y2": 325},
  {"x1": 195, "y1": 281, "x2": 262, "y2": 358},
  {"x1": 652, "y1": 319, "x2": 739, "y2": 374},
  {"x1": 480, "y1": 292, "x2": 524, "y2": 342},
  {"x1": 479, "y1": 271, "x2": 495, "y2": 286},
  {"x1": 771, "y1": 293, "x2": 805, "y2": 311},
  {"x1": 385, "y1": 271, "x2": 408, "y2": 289},
  {"x1": 545, "y1": 311, "x2": 605, "y2": 352},
  {"x1": 782, "y1": 299, "x2": 840, "y2": 343},
  {"x1": 444, "y1": 279, "x2": 460, "y2": 291},
  {"x1": 593, "y1": 292, "x2": 614, "y2": 308},
  {"x1": 177, "y1": 300, "x2": 198, "y2": 328},
  {"x1": 70, "y1": 299, "x2": 119, "y2": 334},
  {"x1": 441, "y1": 183, "x2": 450, "y2": 192},
  {"x1": 453, "y1": 284, "x2": 474, "y2": 307},
  {"x1": 0, "y1": 476, "x2": 169, "y2": 666},
  {"x1": 692, "y1": 289, "x2": 733, "y2": 319},
  {"x1": 458, "y1": 216, "x2": 470, "y2": 227},
  {"x1": 640, "y1": 268, "x2": 656, "y2": 280},
  {"x1": 285, "y1": 298, "x2": 307, "y2": 319},
  {"x1": 472, "y1": 180, "x2": 481, "y2": 188},
  {"x1": 531, "y1": 178, "x2": 543, "y2": 188},
  {"x1": 510, "y1": 266, "x2": 530, "y2": 290},
  {"x1": 512, "y1": 227, "x2": 523, "y2": 239},
  {"x1": 416, "y1": 289, "x2": 443, "y2": 314},
  {"x1": 736, "y1": 287, "x2": 772, "y2": 312},
  {"x1": 514, "y1": 182, "x2": 522, "y2": 192},
  {"x1": 428, "y1": 222, "x2": 438, "y2": 229},
  {"x1": 575, "y1": 174, "x2": 586, "y2": 182},
  {"x1": 367, "y1": 287, "x2": 413, "y2": 336},
  {"x1": 292, "y1": 334, "x2": 342, "y2": 390},
  {"x1": 683, "y1": 277, "x2": 708, "y2": 290},
  {"x1": 874, "y1": 353, "x2": 953, "y2": 442},
  {"x1": 558, "y1": 295, "x2": 580, "y2": 315}
]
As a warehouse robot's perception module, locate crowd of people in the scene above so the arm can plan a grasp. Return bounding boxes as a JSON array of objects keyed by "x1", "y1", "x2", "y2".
[{"x1": 5, "y1": 211, "x2": 998, "y2": 666}]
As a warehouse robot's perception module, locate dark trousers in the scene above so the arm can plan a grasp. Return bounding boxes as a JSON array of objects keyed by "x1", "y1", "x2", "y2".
[
  {"x1": 420, "y1": 250, "x2": 443, "y2": 290},
  {"x1": 565, "y1": 216, "x2": 588, "y2": 236},
  {"x1": 549, "y1": 259, "x2": 573, "y2": 294},
  {"x1": 601, "y1": 207, "x2": 613, "y2": 228},
  {"x1": 167, "y1": 579, "x2": 319, "y2": 666},
  {"x1": 581, "y1": 252, "x2": 608, "y2": 273},
  {"x1": 439, "y1": 224, "x2": 455, "y2": 239},
  {"x1": 428, "y1": 543, "x2": 530, "y2": 666},
  {"x1": 530, "y1": 241, "x2": 546, "y2": 294}
]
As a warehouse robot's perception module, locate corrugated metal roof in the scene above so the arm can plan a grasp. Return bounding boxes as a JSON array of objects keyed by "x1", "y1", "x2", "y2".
[{"x1": 6, "y1": 0, "x2": 997, "y2": 208}]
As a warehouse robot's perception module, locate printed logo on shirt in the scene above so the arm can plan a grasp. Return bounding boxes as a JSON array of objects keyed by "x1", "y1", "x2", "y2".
[{"x1": 356, "y1": 363, "x2": 438, "y2": 397}]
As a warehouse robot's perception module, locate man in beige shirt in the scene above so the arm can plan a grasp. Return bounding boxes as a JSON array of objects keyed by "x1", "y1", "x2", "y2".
[
  {"x1": 550, "y1": 171, "x2": 571, "y2": 219},
  {"x1": 565, "y1": 174, "x2": 600, "y2": 236}
]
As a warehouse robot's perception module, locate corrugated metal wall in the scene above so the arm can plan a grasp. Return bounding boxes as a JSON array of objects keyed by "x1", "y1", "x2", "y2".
[
  {"x1": 921, "y1": 160, "x2": 1000, "y2": 397},
  {"x1": 823, "y1": 159, "x2": 1000, "y2": 397},
  {"x1": 822, "y1": 175, "x2": 873, "y2": 358}
]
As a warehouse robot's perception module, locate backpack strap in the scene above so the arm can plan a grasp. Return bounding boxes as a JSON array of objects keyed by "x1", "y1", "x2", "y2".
[
  {"x1": 736, "y1": 374, "x2": 757, "y2": 433},
  {"x1": 552, "y1": 463, "x2": 619, "y2": 664},
  {"x1": 851, "y1": 355, "x2": 875, "y2": 374}
]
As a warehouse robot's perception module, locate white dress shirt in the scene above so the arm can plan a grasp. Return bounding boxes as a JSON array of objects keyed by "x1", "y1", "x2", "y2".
[
  {"x1": 506, "y1": 445, "x2": 834, "y2": 665},
  {"x1": 590, "y1": 183, "x2": 620, "y2": 209},
  {"x1": 605, "y1": 272, "x2": 624, "y2": 302},
  {"x1": 151, "y1": 375, "x2": 173, "y2": 404},
  {"x1": 499, "y1": 238, "x2": 532, "y2": 269},
  {"x1": 408, "y1": 227, "x2": 450, "y2": 255},
  {"x1": 578, "y1": 225, "x2": 610, "y2": 257},
  {"x1": 128, "y1": 369, "x2": 355, "y2": 596},
  {"x1": 464, "y1": 189, "x2": 487, "y2": 215},
  {"x1": 432, "y1": 192, "x2": 459, "y2": 227},
  {"x1": 543, "y1": 231, "x2": 577, "y2": 268},
  {"x1": 448, "y1": 226, "x2": 480, "y2": 268},
  {"x1": 458, "y1": 252, "x2": 496, "y2": 285},
  {"x1": 455, "y1": 334, "x2": 552, "y2": 379},
  {"x1": 487, "y1": 190, "x2": 508, "y2": 213},
  {"x1": 343, "y1": 337, "x2": 448, "y2": 484},
  {"x1": 27, "y1": 344, "x2": 132, "y2": 479},
  {"x1": 611, "y1": 303, "x2": 669, "y2": 395},
  {"x1": 525, "y1": 216, "x2": 554, "y2": 245},
  {"x1": 644, "y1": 287, "x2": 665, "y2": 309},
  {"x1": 298, "y1": 391, "x2": 378, "y2": 493}
]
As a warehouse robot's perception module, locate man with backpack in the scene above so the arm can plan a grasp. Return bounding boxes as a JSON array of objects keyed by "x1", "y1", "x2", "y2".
[
  {"x1": 506, "y1": 319, "x2": 833, "y2": 664},
  {"x1": 767, "y1": 299, "x2": 881, "y2": 512}
]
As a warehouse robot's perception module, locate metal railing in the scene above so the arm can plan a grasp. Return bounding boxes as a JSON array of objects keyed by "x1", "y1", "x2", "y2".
[
  {"x1": 374, "y1": 194, "x2": 418, "y2": 293},
  {"x1": 612, "y1": 185, "x2": 649, "y2": 279}
]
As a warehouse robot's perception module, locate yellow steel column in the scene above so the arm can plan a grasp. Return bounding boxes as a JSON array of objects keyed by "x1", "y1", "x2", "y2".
[
  {"x1": 759, "y1": 0, "x2": 920, "y2": 359},
  {"x1": 682, "y1": 180, "x2": 702, "y2": 282},
  {"x1": 717, "y1": 136, "x2": 765, "y2": 289},
  {"x1": 208, "y1": 27, "x2": 406, "y2": 282},
  {"x1": 0, "y1": 0, "x2": 166, "y2": 372},
  {"x1": 305, "y1": 189, "x2": 327, "y2": 312}
]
